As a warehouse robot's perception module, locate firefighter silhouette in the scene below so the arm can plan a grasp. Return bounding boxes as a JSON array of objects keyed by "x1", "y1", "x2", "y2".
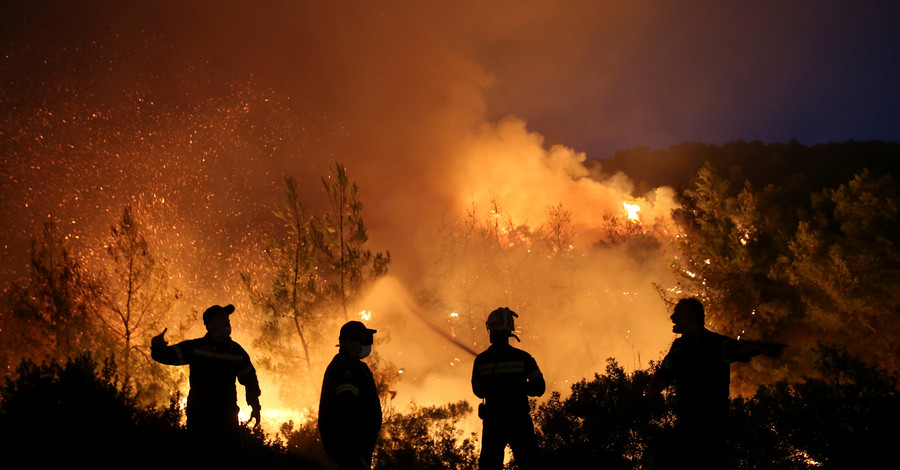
[
  {"x1": 651, "y1": 298, "x2": 786, "y2": 469},
  {"x1": 472, "y1": 307, "x2": 546, "y2": 470},
  {"x1": 151, "y1": 304, "x2": 261, "y2": 466},
  {"x1": 318, "y1": 321, "x2": 383, "y2": 470}
]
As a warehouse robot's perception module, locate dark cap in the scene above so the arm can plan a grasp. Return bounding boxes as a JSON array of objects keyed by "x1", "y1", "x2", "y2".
[
  {"x1": 339, "y1": 320, "x2": 377, "y2": 345},
  {"x1": 202, "y1": 304, "x2": 235, "y2": 325}
]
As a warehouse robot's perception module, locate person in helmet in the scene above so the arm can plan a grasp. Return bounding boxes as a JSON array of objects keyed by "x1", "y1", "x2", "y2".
[
  {"x1": 472, "y1": 307, "x2": 546, "y2": 470},
  {"x1": 318, "y1": 320, "x2": 383, "y2": 470},
  {"x1": 151, "y1": 304, "x2": 261, "y2": 466}
]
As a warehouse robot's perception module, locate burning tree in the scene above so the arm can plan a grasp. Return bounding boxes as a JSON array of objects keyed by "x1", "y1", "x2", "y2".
[
  {"x1": 540, "y1": 203, "x2": 576, "y2": 256},
  {"x1": 427, "y1": 197, "x2": 592, "y2": 352}
]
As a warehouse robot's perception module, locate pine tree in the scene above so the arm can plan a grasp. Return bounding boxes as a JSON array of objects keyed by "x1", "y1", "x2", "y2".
[
  {"x1": 786, "y1": 171, "x2": 900, "y2": 372},
  {"x1": 242, "y1": 176, "x2": 320, "y2": 372},
  {"x1": 93, "y1": 206, "x2": 178, "y2": 386},
  {"x1": 314, "y1": 162, "x2": 390, "y2": 320},
  {"x1": 2, "y1": 219, "x2": 103, "y2": 378}
]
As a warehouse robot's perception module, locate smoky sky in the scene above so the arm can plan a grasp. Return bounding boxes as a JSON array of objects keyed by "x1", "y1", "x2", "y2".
[{"x1": 4, "y1": 1, "x2": 899, "y2": 280}]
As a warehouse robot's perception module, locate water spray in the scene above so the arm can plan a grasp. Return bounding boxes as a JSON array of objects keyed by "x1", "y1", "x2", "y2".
[{"x1": 388, "y1": 281, "x2": 479, "y2": 357}]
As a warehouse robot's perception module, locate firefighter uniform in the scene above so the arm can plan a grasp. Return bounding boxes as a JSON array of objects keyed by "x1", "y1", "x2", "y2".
[
  {"x1": 472, "y1": 342, "x2": 545, "y2": 470},
  {"x1": 151, "y1": 335, "x2": 261, "y2": 432},
  {"x1": 318, "y1": 351, "x2": 383, "y2": 470},
  {"x1": 656, "y1": 327, "x2": 746, "y2": 468},
  {"x1": 319, "y1": 321, "x2": 382, "y2": 470}
]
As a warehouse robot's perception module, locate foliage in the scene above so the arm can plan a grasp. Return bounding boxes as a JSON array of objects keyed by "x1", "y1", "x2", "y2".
[
  {"x1": 244, "y1": 166, "x2": 390, "y2": 367},
  {"x1": 374, "y1": 401, "x2": 478, "y2": 470},
  {"x1": 2, "y1": 348, "x2": 896, "y2": 469},
  {"x1": 733, "y1": 346, "x2": 900, "y2": 469},
  {"x1": 241, "y1": 165, "x2": 393, "y2": 407},
  {"x1": 535, "y1": 349, "x2": 899, "y2": 469},
  {"x1": 785, "y1": 171, "x2": 900, "y2": 372},
  {"x1": 242, "y1": 175, "x2": 320, "y2": 375},
  {"x1": 671, "y1": 164, "x2": 814, "y2": 389},
  {"x1": 279, "y1": 416, "x2": 333, "y2": 467},
  {"x1": 593, "y1": 140, "x2": 900, "y2": 200},
  {"x1": 315, "y1": 162, "x2": 391, "y2": 320},
  {"x1": 672, "y1": 164, "x2": 795, "y2": 334},
  {"x1": 277, "y1": 400, "x2": 478, "y2": 470},
  {"x1": 427, "y1": 197, "x2": 580, "y2": 347},
  {"x1": 93, "y1": 206, "x2": 180, "y2": 391},
  {"x1": 0, "y1": 354, "x2": 184, "y2": 466},
  {"x1": 0, "y1": 354, "x2": 320, "y2": 469},
  {"x1": 534, "y1": 359, "x2": 672, "y2": 469},
  {"x1": 1, "y1": 219, "x2": 108, "y2": 382}
]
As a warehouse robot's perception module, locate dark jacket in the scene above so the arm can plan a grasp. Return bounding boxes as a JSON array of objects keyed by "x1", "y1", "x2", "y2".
[
  {"x1": 151, "y1": 334, "x2": 260, "y2": 423},
  {"x1": 318, "y1": 352, "x2": 383, "y2": 459},
  {"x1": 472, "y1": 343, "x2": 545, "y2": 416},
  {"x1": 657, "y1": 328, "x2": 748, "y2": 424}
]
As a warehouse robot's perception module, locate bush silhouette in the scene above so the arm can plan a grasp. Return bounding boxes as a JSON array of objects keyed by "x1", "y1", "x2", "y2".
[{"x1": 0, "y1": 354, "x2": 316, "y2": 469}]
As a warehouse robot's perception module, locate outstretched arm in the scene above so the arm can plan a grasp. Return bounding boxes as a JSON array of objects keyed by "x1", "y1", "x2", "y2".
[
  {"x1": 730, "y1": 340, "x2": 787, "y2": 362},
  {"x1": 150, "y1": 329, "x2": 190, "y2": 366}
]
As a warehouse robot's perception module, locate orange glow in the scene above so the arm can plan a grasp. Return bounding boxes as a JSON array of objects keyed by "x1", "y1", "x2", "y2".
[{"x1": 623, "y1": 202, "x2": 641, "y2": 221}]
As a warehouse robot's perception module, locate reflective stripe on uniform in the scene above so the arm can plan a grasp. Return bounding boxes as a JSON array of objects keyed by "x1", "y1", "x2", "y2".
[{"x1": 335, "y1": 383, "x2": 360, "y2": 396}]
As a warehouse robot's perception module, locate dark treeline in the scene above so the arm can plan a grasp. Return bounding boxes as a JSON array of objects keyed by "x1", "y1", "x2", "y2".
[{"x1": 590, "y1": 140, "x2": 900, "y2": 202}]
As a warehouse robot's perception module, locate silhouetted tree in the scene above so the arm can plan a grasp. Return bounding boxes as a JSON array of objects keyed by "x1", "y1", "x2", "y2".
[
  {"x1": 0, "y1": 354, "x2": 318, "y2": 469},
  {"x1": 314, "y1": 162, "x2": 391, "y2": 320},
  {"x1": 242, "y1": 176, "x2": 320, "y2": 373},
  {"x1": 733, "y1": 346, "x2": 900, "y2": 468},
  {"x1": 374, "y1": 401, "x2": 478, "y2": 470},
  {"x1": 242, "y1": 166, "x2": 392, "y2": 407},
  {"x1": 93, "y1": 206, "x2": 178, "y2": 387},
  {"x1": 1, "y1": 219, "x2": 104, "y2": 378},
  {"x1": 534, "y1": 359, "x2": 669, "y2": 469},
  {"x1": 785, "y1": 171, "x2": 900, "y2": 373},
  {"x1": 670, "y1": 164, "x2": 802, "y2": 389}
]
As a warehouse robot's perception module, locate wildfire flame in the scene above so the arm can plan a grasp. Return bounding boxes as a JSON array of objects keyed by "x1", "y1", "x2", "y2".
[{"x1": 623, "y1": 202, "x2": 641, "y2": 221}]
